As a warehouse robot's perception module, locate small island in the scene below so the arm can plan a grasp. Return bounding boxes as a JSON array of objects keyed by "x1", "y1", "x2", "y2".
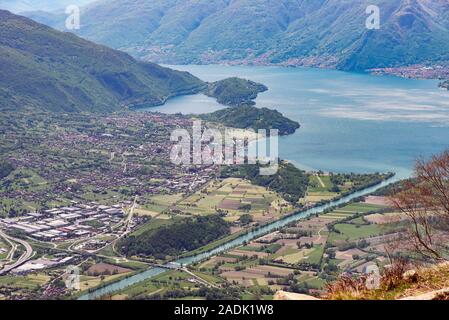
[
  {"x1": 199, "y1": 105, "x2": 300, "y2": 136},
  {"x1": 204, "y1": 77, "x2": 268, "y2": 107}
]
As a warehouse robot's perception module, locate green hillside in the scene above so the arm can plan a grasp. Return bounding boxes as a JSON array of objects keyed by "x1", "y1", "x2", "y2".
[
  {"x1": 0, "y1": 9, "x2": 205, "y2": 113},
  {"x1": 204, "y1": 77, "x2": 268, "y2": 107},
  {"x1": 23, "y1": 0, "x2": 449, "y2": 71},
  {"x1": 199, "y1": 106, "x2": 300, "y2": 136}
]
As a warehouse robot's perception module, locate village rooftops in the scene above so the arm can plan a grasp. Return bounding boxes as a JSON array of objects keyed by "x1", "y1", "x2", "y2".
[
  {"x1": 45, "y1": 219, "x2": 70, "y2": 228},
  {"x1": 103, "y1": 208, "x2": 124, "y2": 215},
  {"x1": 27, "y1": 212, "x2": 43, "y2": 218},
  {"x1": 76, "y1": 204, "x2": 95, "y2": 210},
  {"x1": 46, "y1": 209, "x2": 64, "y2": 215},
  {"x1": 59, "y1": 213, "x2": 82, "y2": 221},
  {"x1": 81, "y1": 211, "x2": 97, "y2": 216}
]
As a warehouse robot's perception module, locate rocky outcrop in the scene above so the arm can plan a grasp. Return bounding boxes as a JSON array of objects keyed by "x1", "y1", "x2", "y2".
[
  {"x1": 273, "y1": 291, "x2": 320, "y2": 301},
  {"x1": 400, "y1": 288, "x2": 449, "y2": 300}
]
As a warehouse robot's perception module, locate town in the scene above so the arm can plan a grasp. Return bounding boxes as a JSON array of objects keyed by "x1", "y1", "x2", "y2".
[
  {"x1": 0, "y1": 111, "x2": 218, "y2": 218},
  {"x1": 1, "y1": 203, "x2": 126, "y2": 242}
]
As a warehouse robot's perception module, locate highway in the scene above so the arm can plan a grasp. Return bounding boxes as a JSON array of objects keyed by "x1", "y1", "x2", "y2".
[
  {"x1": 80, "y1": 174, "x2": 399, "y2": 300},
  {"x1": 0, "y1": 230, "x2": 34, "y2": 275},
  {"x1": 66, "y1": 196, "x2": 138, "y2": 255}
]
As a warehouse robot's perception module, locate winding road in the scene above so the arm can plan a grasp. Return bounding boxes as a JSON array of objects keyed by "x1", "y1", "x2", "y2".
[{"x1": 0, "y1": 230, "x2": 34, "y2": 275}]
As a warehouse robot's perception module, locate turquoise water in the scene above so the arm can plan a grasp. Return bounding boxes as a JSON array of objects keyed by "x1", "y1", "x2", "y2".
[
  {"x1": 79, "y1": 65, "x2": 449, "y2": 300},
  {"x1": 79, "y1": 174, "x2": 397, "y2": 300},
  {"x1": 151, "y1": 65, "x2": 449, "y2": 179}
]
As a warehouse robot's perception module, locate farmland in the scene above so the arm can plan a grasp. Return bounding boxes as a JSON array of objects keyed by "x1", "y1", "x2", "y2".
[
  {"x1": 0, "y1": 109, "x2": 396, "y2": 299},
  {"x1": 177, "y1": 178, "x2": 292, "y2": 224},
  {"x1": 188, "y1": 196, "x2": 407, "y2": 297},
  {"x1": 108, "y1": 269, "x2": 229, "y2": 300}
]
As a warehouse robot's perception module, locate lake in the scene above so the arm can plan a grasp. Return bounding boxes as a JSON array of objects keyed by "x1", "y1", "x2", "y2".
[{"x1": 149, "y1": 65, "x2": 449, "y2": 179}]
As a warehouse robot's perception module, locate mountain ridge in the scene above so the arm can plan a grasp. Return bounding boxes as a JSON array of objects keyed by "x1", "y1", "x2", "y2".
[
  {"x1": 0, "y1": 9, "x2": 206, "y2": 113},
  {"x1": 19, "y1": 0, "x2": 449, "y2": 72}
]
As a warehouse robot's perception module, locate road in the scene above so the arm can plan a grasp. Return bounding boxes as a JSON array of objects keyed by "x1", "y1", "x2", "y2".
[
  {"x1": 316, "y1": 175, "x2": 326, "y2": 188},
  {"x1": 316, "y1": 226, "x2": 326, "y2": 243},
  {"x1": 80, "y1": 175, "x2": 399, "y2": 300},
  {"x1": 110, "y1": 195, "x2": 138, "y2": 254},
  {"x1": 182, "y1": 268, "x2": 219, "y2": 289},
  {"x1": 0, "y1": 230, "x2": 34, "y2": 275},
  {"x1": 67, "y1": 196, "x2": 139, "y2": 255},
  {"x1": 125, "y1": 195, "x2": 138, "y2": 231},
  {"x1": 1, "y1": 234, "x2": 17, "y2": 263}
]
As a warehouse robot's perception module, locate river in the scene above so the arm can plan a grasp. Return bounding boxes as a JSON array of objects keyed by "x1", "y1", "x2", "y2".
[
  {"x1": 79, "y1": 174, "x2": 398, "y2": 300},
  {"x1": 80, "y1": 65, "x2": 449, "y2": 299}
]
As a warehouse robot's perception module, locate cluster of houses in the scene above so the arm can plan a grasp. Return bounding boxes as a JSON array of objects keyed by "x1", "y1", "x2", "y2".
[
  {"x1": 256, "y1": 231, "x2": 302, "y2": 244},
  {"x1": 0, "y1": 203, "x2": 125, "y2": 242},
  {"x1": 3, "y1": 112, "x2": 221, "y2": 220},
  {"x1": 369, "y1": 64, "x2": 449, "y2": 79}
]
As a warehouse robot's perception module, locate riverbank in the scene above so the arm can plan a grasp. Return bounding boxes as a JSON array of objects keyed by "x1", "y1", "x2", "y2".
[{"x1": 78, "y1": 173, "x2": 399, "y2": 300}]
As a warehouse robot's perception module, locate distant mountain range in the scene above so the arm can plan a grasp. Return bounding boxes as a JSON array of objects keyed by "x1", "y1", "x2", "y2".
[
  {"x1": 17, "y1": 0, "x2": 449, "y2": 72},
  {"x1": 0, "y1": 10, "x2": 205, "y2": 113}
]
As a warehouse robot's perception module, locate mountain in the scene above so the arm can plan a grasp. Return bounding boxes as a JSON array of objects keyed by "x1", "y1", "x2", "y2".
[
  {"x1": 0, "y1": 10, "x2": 205, "y2": 113},
  {"x1": 22, "y1": 0, "x2": 449, "y2": 72}
]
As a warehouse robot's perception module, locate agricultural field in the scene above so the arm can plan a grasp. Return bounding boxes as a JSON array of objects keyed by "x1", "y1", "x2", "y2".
[
  {"x1": 0, "y1": 253, "x2": 149, "y2": 300},
  {"x1": 78, "y1": 273, "x2": 131, "y2": 292},
  {"x1": 0, "y1": 273, "x2": 50, "y2": 290},
  {"x1": 86, "y1": 263, "x2": 132, "y2": 276},
  {"x1": 190, "y1": 196, "x2": 407, "y2": 297},
  {"x1": 130, "y1": 216, "x2": 181, "y2": 237},
  {"x1": 176, "y1": 178, "x2": 292, "y2": 224},
  {"x1": 304, "y1": 174, "x2": 350, "y2": 204},
  {"x1": 0, "y1": 168, "x2": 48, "y2": 216},
  {"x1": 0, "y1": 272, "x2": 54, "y2": 299},
  {"x1": 74, "y1": 258, "x2": 149, "y2": 293},
  {"x1": 137, "y1": 193, "x2": 184, "y2": 217},
  {"x1": 109, "y1": 269, "x2": 221, "y2": 300},
  {"x1": 304, "y1": 173, "x2": 393, "y2": 205}
]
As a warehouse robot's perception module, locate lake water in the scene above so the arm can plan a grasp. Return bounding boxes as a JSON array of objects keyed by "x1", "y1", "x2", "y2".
[
  {"x1": 80, "y1": 66, "x2": 449, "y2": 299},
  {"x1": 150, "y1": 65, "x2": 449, "y2": 179}
]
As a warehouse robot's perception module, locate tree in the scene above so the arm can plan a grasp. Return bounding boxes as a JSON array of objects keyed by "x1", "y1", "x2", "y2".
[
  {"x1": 392, "y1": 151, "x2": 449, "y2": 261},
  {"x1": 239, "y1": 214, "x2": 253, "y2": 225}
]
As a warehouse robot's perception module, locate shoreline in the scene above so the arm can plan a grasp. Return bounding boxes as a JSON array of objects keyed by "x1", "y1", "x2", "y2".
[{"x1": 159, "y1": 60, "x2": 449, "y2": 81}]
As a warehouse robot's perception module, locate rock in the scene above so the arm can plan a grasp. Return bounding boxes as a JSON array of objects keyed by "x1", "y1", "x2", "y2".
[
  {"x1": 273, "y1": 291, "x2": 320, "y2": 300},
  {"x1": 399, "y1": 288, "x2": 449, "y2": 300},
  {"x1": 402, "y1": 269, "x2": 419, "y2": 282}
]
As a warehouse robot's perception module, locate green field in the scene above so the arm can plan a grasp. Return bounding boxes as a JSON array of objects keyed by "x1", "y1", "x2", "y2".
[
  {"x1": 117, "y1": 270, "x2": 201, "y2": 299},
  {"x1": 131, "y1": 217, "x2": 181, "y2": 237},
  {"x1": 308, "y1": 175, "x2": 333, "y2": 193},
  {"x1": 328, "y1": 223, "x2": 386, "y2": 243}
]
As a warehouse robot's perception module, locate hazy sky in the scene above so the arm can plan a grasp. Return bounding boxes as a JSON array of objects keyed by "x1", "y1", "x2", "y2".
[{"x1": 0, "y1": 0, "x2": 97, "y2": 13}]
